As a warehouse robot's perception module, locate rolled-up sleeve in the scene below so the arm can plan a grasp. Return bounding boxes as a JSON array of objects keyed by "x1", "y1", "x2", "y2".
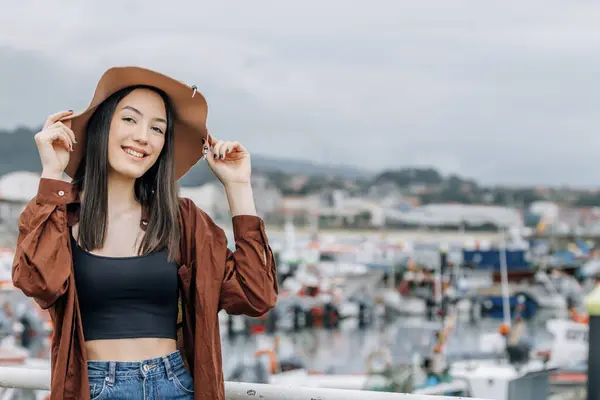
[
  {"x1": 218, "y1": 215, "x2": 278, "y2": 317},
  {"x1": 12, "y1": 178, "x2": 74, "y2": 309}
]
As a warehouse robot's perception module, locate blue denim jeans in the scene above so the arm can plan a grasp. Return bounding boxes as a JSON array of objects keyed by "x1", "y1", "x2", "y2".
[{"x1": 87, "y1": 351, "x2": 194, "y2": 400}]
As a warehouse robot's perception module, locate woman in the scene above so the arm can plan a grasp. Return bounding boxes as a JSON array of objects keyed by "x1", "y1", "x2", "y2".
[{"x1": 12, "y1": 66, "x2": 278, "y2": 400}]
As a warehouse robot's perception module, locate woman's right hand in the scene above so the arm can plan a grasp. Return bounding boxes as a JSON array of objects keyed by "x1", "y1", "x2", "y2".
[{"x1": 35, "y1": 110, "x2": 77, "y2": 179}]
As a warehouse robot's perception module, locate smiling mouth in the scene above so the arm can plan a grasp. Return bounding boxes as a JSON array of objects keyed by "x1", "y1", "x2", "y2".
[{"x1": 122, "y1": 147, "x2": 148, "y2": 159}]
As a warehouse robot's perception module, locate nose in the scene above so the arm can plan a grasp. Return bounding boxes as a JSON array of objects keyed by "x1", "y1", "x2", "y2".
[{"x1": 131, "y1": 125, "x2": 149, "y2": 145}]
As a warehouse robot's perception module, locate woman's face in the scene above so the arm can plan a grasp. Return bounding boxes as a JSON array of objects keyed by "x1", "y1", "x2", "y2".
[{"x1": 107, "y1": 88, "x2": 167, "y2": 180}]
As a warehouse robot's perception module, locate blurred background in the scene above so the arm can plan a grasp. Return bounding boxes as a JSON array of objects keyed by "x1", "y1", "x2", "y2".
[{"x1": 2, "y1": 1, "x2": 600, "y2": 399}]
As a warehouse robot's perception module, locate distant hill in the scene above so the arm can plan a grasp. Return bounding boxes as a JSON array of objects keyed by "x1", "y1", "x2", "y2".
[
  {"x1": 0, "y1": 126, "x2": 372, "y2": 187},
  {"x1": 0, "y1": 127, "x2": 44, "y2": 175}
]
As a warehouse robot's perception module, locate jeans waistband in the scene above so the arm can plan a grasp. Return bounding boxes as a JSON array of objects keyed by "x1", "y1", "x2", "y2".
[{"x1": 87, "y1": 351, "x2": 186, "y2": 383}]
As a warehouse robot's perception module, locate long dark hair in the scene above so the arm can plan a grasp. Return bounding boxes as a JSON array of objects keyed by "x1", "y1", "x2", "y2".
[{"x1": 73, "y1": 85, "x2": 180, "y2": 261}]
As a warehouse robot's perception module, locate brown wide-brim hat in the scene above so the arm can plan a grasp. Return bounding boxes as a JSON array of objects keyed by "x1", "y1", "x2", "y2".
[{"x1": 62, "y1": 66, "x2": 208, "y2": 180}]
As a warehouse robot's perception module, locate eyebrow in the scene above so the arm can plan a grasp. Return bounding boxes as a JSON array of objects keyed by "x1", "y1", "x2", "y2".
[{"x1": 122, "y1": 105, "x2": 167, "y2": 124}]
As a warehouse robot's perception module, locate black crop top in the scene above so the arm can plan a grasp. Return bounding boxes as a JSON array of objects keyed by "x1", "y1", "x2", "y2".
[{"x1": 71, "y1": 235, "x2": 179, "y2": 341}]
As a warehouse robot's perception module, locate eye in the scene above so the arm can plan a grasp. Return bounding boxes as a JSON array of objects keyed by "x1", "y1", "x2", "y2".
[
  {"x1": 122, "y1": 116, "x2": 136, "y2": 123},
  {"x1": 152, "y1": 126, "x2": 165, "y2": 134}
]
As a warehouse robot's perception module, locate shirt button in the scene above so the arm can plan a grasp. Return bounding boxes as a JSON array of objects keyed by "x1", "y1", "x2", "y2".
[{"x1": 58, "y1": 190, "x2": 65, "y2": 197}]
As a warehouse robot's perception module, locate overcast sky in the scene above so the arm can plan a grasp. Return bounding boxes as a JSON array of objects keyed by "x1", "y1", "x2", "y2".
[{"x1": 1, "y1": 1, "x2": 600, "y2": 186}]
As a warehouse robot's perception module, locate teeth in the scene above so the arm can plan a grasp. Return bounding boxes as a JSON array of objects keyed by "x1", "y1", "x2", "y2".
[{"x1": 124, "y1": 148, "x2": 145, "y2": 158}]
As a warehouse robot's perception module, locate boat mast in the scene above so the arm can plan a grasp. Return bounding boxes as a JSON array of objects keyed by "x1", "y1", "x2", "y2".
[{"x1": 499, "y1": 226, "x2": 512, "y2": 328}]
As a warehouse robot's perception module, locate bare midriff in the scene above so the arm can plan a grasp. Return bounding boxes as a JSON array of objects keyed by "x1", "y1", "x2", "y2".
[{"x1": 85, "y1": 338, "x2": 178, "y2": 361}]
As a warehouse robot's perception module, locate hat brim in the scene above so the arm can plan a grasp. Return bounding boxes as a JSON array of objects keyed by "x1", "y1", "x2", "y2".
[{"x1": 61, "y1": 66, "x2": 208, "y2": 180}]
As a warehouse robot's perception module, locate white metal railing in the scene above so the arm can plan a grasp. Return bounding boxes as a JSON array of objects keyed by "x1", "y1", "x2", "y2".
[{"x1": 0, "y1": 365, "x2": 492, "y2": 399}]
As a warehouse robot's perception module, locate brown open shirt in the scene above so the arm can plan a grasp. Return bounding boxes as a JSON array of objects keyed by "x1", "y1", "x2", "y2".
[{"x1": 11, "y1": 178, "x2": 279, "y2": 399}]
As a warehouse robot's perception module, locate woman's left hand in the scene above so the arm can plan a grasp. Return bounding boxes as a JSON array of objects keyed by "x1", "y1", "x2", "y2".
[{"x1": 205, "y1": 135, "x2": 251, "y2": 186}]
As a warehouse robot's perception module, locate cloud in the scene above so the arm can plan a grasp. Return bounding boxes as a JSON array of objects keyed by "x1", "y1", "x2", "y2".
[{"x1": 1, "y1": 0, "x2": 600, "y2": 186}]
